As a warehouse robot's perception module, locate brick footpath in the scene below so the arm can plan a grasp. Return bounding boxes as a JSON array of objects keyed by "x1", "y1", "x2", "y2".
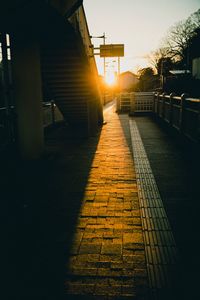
[{"x1": 64, "y1": 106, "x2": 149, "y2": 299}]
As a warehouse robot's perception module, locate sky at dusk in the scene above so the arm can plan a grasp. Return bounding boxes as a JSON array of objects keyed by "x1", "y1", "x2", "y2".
[{"x1": 84, "y1": 0, "x2": 200, "y2": 75}]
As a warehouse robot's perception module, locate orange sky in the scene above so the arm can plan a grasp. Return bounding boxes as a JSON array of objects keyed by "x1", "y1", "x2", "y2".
[{"x1": 84, "y1": 0, "x2": 200, "y2": 75}]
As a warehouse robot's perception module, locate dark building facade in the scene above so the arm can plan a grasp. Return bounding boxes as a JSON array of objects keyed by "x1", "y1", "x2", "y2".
[{"x1": 0, "y1": 0, "x2": 103, "y2": 159}]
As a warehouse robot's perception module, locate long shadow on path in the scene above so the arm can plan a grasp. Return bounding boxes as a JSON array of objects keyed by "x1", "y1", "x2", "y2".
[{"x1": 2, "y1": 124, "x2": 101, "y2": 299}]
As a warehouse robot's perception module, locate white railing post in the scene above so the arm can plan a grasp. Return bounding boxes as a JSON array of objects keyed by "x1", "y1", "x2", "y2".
[
  {"x1": 51, "y1": 100, "x2": 55, "y2": 125},
  {"x1": 180, "y1": 93, "x2": 187, "y2": 133},
  {"x1": 130, "y1": 92, "x2": 135, "y2": 115},
  {"x1": 162, "y1": 93, "x2": 166, "y2": 118},
  {"x1": 169, "y1": 93, "x2": 175, "y2": 126}
]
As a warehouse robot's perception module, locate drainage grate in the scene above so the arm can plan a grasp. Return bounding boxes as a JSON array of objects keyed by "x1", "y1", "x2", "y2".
[{"x1": 129, "y1": 119, "x2": 178, "y2": 298}]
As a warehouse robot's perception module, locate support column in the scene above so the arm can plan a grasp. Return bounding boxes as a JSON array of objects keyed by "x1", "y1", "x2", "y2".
[{"x1": 12, "y1": 37, "x2": 44, "y2": 159}]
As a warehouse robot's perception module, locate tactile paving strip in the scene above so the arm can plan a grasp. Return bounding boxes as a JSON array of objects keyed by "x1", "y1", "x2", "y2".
[{"x1": 129, "y1": 119, "x2": 178, "y2": 297}]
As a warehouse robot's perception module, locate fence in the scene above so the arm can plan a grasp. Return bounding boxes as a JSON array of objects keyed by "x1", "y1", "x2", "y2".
[
  {"x1": 43, "y1": 101, "x2": 64, "y2": 128},
  {"x1": 117, "y1": 91, "x2": 200, "y2": 144},
  {"x1": 0, "y1": 101, "x2": 64, "y2": 149},
  {"x1": 0, "y1": 106, "x2": 16, "y2": 147},
  {"x1": 117, "y1": 92, "x2": 155, "y2": 113},
  {"x1": 154, "y1": 93, "x2": 200, "y2": 143}
]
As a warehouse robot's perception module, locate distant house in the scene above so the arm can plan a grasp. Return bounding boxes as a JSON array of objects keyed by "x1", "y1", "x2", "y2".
[{"x1": 119, "y1": 71, "x2": 139, "y2": 90}]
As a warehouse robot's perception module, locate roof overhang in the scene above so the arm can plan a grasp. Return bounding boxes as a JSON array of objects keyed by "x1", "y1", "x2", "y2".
[{"x1": 0, "y1": 0, "x2": 83, "y2": 32}]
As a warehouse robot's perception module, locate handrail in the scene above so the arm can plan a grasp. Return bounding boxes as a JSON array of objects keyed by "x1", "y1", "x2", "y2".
[
  {"x1": 0, "y1": 105, "x2": 15, "y2": 111},
  {"x1": 43, "y1": 101, "x2": 54, "y2": 107},
  {"x1": 42, "y1": 101, "x2": 64, "y2": 127},
  {"x1": 186, "y1": 98, "x2": 200, "y2": 103},
  {"x1": 154, "y1": 92, "x2": 200, "y2": 143},
  {"x1": 173, "y1": 96, "x2": 181, "y2": 101},
  {"x1": 156, "y1": 93, "x2": 200, "y2": 104}
]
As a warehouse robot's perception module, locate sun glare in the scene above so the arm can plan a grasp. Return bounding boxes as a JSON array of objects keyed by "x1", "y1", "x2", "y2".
[{"x1": 105, "y1": 72, "x2": 116, "y2": 86}]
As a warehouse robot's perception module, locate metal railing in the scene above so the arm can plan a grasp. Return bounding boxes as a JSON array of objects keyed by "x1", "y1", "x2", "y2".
[
  {"x1": 0, "y1": 101, "x2": 64, "y2": 148},
  {"x1": 116, "y1": 91, "x2": 200, "y2": 144},
  {"x1": 116, "y1": 92, "x2": 155, "y2": 113},
  {"x1": 43, "y1": 101, "x2": 64, "y2": 128},
  {"x1": 0, "y1": 106, "x2": 16, "y2": 147},
  {"x1": 154, "y1": 93, "x2": 200, "y2": 143}
]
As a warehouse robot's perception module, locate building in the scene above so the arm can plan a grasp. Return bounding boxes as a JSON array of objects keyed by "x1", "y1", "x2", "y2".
[
  {"x1": 0, "y1": 0, "x2": 103, "y2": 159},
  {"x1": 119, "y1": 71, "x2": 138, "y2": 91}
]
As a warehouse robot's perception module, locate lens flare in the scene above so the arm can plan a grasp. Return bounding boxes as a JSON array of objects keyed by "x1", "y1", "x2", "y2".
[{"x1": 105, "y1": 72, "x2": 116, "y2": 86}]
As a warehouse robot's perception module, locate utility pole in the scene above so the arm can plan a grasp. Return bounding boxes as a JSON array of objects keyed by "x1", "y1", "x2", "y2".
[
  {"x1": 90, "y1": 35, "x2": 124, "y2": 105},
  {"x1": 118, "y1": 56, "x2": 121, "y2": 94}
]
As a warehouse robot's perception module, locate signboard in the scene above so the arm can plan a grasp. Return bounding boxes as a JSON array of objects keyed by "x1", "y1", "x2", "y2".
[{"x1": 100, "y1": 44, "x2": 124, "y2": 57}]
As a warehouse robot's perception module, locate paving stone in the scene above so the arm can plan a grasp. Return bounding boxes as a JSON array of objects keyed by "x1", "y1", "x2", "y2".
[
  {"x1": 123, "y1": 232, "x2": 143, "y2": 244},
  {"x1": 94, "y1": 284, "x2": 121, "y2": 296},
  {"x1": 79, "y1": 243, "x2": 101, "y2": 254},
  {"x1": 64, "y1": 110, "x2": 148, "y2": 299},
  {"x1": 97, "y1": 268, "x2": 120, "y2": 277},
  {"x1": 66, "y1": 283, "x2": 95, "y2": 295},
  {"x1": 134, "y1": 268, "x2": 148, "y2": 278},
  {"x1": 70, "y1": 268, "x2": 97, "y2": 276},
  {"x1": 122, "y1": 285, "x2": 136, "y2": 296},
  {"x1": 110, "y1": 262, "x2": 124, "y2": 270},
  {"x1": 101, "y1": 244, "x2": 122, "y2": 256}
]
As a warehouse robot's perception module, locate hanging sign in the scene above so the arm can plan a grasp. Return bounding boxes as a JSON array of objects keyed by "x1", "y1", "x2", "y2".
[{"x1": 100, "y1": 44, "x2": 124, "y2": 57}]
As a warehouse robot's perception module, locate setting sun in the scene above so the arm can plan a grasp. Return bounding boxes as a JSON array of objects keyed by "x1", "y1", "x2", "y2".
[{"x1": 105, "y1": 71, "x2": 116, "y2": 86}]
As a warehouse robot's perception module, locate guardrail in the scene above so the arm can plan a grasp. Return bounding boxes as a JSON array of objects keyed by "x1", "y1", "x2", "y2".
[
  {"x1": 0, "y1": 106, "x2": 16, "y2": 147},
  {"x1": 116, "y1": 92, "x2": 155, "y2": 113},
  {"x1": 116, "y1": 91, "x2": 200, "y2": 144},
  {"x1": 154, "y1": 93, "x2": 200, "y2": 143},
  {"x1": 43, "y1": 101, "x2": 64, "y2": 128},
  {"x1": 0, "y1": 101, "x2": 64, "y2": 148}
]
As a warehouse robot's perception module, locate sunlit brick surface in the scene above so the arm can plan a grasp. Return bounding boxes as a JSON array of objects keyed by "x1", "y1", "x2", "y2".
[{"x1": 64, "y1": 106, "x2": 149, "y2": 299}]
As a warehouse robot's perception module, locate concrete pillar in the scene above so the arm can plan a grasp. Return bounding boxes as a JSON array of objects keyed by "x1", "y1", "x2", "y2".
[{"x1": 12, "y1": 37, "x2": 44, "y2": 159}]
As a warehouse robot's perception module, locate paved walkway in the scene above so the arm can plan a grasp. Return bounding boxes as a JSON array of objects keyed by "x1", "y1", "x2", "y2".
[
  {"x1": 4, "y1": 102, "x2": 200, "y2": 299},
  {"x1": 135, "y1": 116, "x2": 200, "y2": 300},
  {"x1": 64, "y1": 105, "x2": 148, "y2": 299}
]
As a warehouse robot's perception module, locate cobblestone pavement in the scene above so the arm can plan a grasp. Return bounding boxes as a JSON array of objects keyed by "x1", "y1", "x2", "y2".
[{"x1": 64, "y1": 105, "x2": 149, "y2": 299}]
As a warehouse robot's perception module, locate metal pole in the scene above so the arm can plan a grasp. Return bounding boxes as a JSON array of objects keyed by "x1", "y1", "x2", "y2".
[
  {"x1": 103, "y1": 33, "x2": 106, "y2": 105},
  {"x1": 1, "y1": 33, "x2": 10, "y2": 113},
  {"x1": 51, "y1": 100, "x2": 55, "y2": 124},
  {"x1": 118, "y1": 57, "x2": 121, "y2": 94},
  {"x1": 1, "y1": 33, "x2": 14, "y2": 143},
  {"x1": 103, "y1": 32, "x2": 106, "y2": 79},
  {"x1": 118, "y1": 56, "x2": 120, "y2": 76}
]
